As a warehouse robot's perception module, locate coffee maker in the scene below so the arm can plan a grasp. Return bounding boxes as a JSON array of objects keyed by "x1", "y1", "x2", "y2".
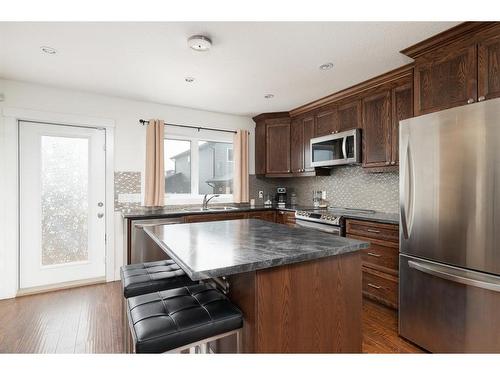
[{"x1": 275, "y1": 187, "x2": 287, "y2": 208}]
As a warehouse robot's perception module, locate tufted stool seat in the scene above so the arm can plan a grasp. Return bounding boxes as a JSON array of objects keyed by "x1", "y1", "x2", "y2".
[
  {"x1": 120, "y1": 259, "x2": 196, "y2": 298},
  {"x1": 126, "y1": 284, "x2": 243, "y2": 353}
]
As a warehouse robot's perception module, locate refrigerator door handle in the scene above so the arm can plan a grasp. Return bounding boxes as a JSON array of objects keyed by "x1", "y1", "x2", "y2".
[
  {"x1": 408, "y1": 260, "x2": 500, "y2": 293},
  {"x1": 400, "y1": 141, "x2": 412, "y2": 239}
]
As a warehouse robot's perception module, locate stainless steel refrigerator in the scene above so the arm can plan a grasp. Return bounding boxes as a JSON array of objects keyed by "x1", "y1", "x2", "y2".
[{"x1": 399, "y1": 98, "x2": 500, "y2": 353}]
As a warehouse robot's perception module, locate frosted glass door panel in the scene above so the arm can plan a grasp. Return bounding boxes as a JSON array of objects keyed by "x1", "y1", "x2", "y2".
[
  {"x1": 19, "y1": 121, "x2": 106, "y2": 289},
  {"x1": 41, "y1": 136, "x2": 89, "y2": 266}
]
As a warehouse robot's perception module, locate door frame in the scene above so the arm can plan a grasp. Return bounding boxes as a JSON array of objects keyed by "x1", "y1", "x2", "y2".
[{"x1": 0, "y1": 107, "x2": 115, "y2": 299}]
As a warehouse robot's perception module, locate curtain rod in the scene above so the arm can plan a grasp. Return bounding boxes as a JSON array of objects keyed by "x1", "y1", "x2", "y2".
[{"x1": 139, "y1": 119, "x2": 237, "y2": 134}]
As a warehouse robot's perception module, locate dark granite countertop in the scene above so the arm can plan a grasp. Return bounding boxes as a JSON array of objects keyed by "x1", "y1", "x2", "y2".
[
  {"x1": 144, "y1": 219, "x2": 369, "y2": 281},
  {"x1": 120, "y1": 204, "x2": 310, "y2": 219},
  {"x1": 120, "y1": 204, "x2": 398, "y2": 224}
]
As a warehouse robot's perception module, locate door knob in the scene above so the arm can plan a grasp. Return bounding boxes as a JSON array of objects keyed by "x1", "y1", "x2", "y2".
[{"x1": 97, "y1": 213, "x2": 104, "y2": 218}]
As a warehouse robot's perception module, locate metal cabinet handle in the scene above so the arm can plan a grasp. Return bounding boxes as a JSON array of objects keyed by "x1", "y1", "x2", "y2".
[
  {"x1": 366, "y1": 229, "x2": 380, "y2": 233},
  {"x1": 97, "y1": 213, "x2": 104, "y2": 218},
  {"x1": 367, "y1": 283, "x2": 382, "y2": 289},
  {"x1": 478, "y1": 96, "x2": 486, "y2": 102},
  {"x1": 467, "y1": 98, "x2": 475, "y2": 104},
  {"x1": 367, "y1": 252, "x2": 382, "y2": 258}
]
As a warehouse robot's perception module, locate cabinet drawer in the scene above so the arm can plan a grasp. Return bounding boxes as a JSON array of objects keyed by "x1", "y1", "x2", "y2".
[
  {"x1": 184, "y1": 212, "x2": 246, "y2": 223},
  {"x1": 362, "y1": 267, "x2": 398, "y2": 309},
  {"x1": 346, "y1": 219, "x2": 398, "y2": 243},
  {"x1": 348, "y1": 234, "x2": 398, "y2": 274}
]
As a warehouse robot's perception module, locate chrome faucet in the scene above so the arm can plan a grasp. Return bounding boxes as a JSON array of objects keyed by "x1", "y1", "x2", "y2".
[{"x1": 202, "y1": 194, "x2": 220, "y2": 210}]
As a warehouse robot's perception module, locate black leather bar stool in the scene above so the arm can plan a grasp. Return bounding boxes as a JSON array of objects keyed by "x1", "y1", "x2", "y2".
[
  {"x1": 126, "y1": 284, "x2": 243, "y2": 353},
  {"x1": 120, "y1": 259, "x2": 197, "y2": 351}
]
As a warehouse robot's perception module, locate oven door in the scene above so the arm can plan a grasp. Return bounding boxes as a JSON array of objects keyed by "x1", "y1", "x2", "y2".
[{"x1": 295, "y1": 218, "x2": 341, "y2": 235}]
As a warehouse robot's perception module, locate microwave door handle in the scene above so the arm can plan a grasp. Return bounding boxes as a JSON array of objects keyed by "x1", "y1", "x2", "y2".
[{"x1": 342, "y1": 136, "x2": 347, "y2": 159}]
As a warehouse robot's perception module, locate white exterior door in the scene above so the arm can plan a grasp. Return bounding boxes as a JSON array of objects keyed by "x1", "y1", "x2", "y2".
[{"x1": 19, "y1": 121, "x2": 106, "y2": 289}]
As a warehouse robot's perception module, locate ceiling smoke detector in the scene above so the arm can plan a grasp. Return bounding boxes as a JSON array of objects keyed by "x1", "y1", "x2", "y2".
[
  {"x1": 264, "y1": 94, "x2": 274, "y2": 99},
  {"x1": 319, "y1": 62, "x2": 334, "y2": 71},
  {"x1": 187, "y1": 35, "x2": 212, "y2": 52},
  {"x1": 40, "y1": 46, "x2": 57, "y2": 55},
  {"x1": 185, "y1": 77, "x2": 195, "y2": 83}
]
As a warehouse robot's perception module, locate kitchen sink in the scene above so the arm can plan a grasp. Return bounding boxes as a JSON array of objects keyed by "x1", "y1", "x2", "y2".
[
  {"x1": 207, "y1": 206, "x2": 238, "y2": 211},
  {"x1": 182, "y1": 206, "x2": 238, "y2": 212}
]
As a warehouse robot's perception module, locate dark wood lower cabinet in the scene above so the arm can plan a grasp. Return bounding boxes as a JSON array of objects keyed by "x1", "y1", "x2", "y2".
[
  {"x1": 346, "y1": 219, "x2": 399, "y2": 309},
  {"x1": 275, "y1": 210, "x2": 296, "y2": 226},
  {"x1": 227, "y1": 252, "x2": 362, "y2": 353}
]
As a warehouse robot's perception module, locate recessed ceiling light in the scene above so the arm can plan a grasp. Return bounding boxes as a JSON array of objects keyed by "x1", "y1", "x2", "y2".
[
  {"x1": 264, "y1": 94, "x2": 274, "y2": 99},
  {"x1": 187, "y1": 35, "x2": 212, "y2": 52},
  {"x1": 40, "y1": 46, "x2": 57, "y2": 55},
  {"x1": 185, "y1": 77, "x2": 195, "y2": 83},
  {"x1": 319, "y1": 62, "x2": 334, "y2": 71}
]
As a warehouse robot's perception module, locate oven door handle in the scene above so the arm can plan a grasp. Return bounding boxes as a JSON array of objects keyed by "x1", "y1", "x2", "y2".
[{"x1": 295, "y1": 219, "x2": 340, "y2": 235}]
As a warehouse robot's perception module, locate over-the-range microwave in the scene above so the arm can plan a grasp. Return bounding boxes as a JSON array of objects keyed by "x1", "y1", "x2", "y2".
[{"x1": 310, "y1": 128, "x2": 361, "y2": 167}]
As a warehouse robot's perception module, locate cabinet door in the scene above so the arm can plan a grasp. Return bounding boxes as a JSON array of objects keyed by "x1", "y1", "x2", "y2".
[
  {"x1": 478, "y1": 30, "x2": 500, "y2": 101},
  {"x1": 362, "y1": 89, "x2": 392, "y2": 168},
  {"x1": 314, "y1": 106, "x2": 337, "y2": 137},
  {"x1": 266, "y1": 121, "x2": 291, "y2": 174},
  {"x1": 337, "y1": 99, "x2": 362, "y2": 132},
  {"x1": 302, "y1": 115, "x2": 315, "y2": 172},
  {"x1": 255, "y1": 121, "x2": 267, "y2": 175},
  {"x1": 414, "y1": 42, "x2": 477, "y2": 115},
  {"x1": 391, "y1": 80, "x2": 413, "y2": 165},
  {"x1": 290, "y1": 118, "x2": 304, "y2": 173}
]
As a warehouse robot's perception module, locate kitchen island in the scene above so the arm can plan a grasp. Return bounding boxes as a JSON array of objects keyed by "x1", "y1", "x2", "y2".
[{"x1": 145, "y1": 219, "x2": 369, "y2": 353}]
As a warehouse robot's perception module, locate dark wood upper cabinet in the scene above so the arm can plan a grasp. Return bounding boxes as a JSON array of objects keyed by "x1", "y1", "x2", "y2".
[
  {"x1": 362, "y1": 89, "x2": 392, "y2": 168},
  {"x1": 412, "y1": 42, "x2": 477, "y2": 116},
  {"x1": 266, "y1": 119, "x2": 291, "y2": 174},
  {"x1": 314, "y1": 106, "x2": 338, "y2": 137},
  {"x1": 255, "y1": 120, "x2": 267, "y2": 175},
  {"x1": 302, "y1": 115, "x2": 315, "y2": 172},
  {"x1": 337, "y1": 99, "x2": 362, "y2": 132},
  {"x1": 478, "y1": 28, "x2": 500, "y2": 101},
  {"x1": 290, "y1": 118, "x2": 304, "y2": 173},
  {"x1": 391, "y1": 80, "x2": 413, "y2": 165}
]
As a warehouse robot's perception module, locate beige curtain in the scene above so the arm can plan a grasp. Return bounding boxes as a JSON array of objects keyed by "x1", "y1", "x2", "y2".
[
  {"x1": 144, "y1": 119, "x2": 165, "y2": 206},
  {"x1": 233, "y1": 129, "x2": 249, "y2": 203}
]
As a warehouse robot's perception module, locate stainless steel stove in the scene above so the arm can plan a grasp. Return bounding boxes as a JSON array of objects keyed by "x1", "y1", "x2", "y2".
[{"x1": 295, "y1": 207, "x2": 376, "y2": 235}]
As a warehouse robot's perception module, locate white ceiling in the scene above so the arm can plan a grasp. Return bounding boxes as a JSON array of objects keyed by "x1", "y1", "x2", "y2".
[{"x1": 0, "y1": 22, "x2": 459, "y2": 116}]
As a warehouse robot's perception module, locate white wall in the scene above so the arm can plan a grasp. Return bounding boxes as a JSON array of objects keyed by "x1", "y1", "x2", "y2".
[
  {"x1": 0, "y1": 78, "x2": 255, "y2": 299},
  {"x1": 0, "y1": 79, "x2": 256, "y2": 172}
]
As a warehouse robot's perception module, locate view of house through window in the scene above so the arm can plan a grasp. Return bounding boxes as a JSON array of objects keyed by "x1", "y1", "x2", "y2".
[
  {"x1": 164, "y1": 138, "x2": 233, "y2": 198},
  {"x1": 198, "y1": 141, "x2": 233, "y2": 195},
  {"x1": 164, "y1": 139, "x2": 191, "y2": 194}
]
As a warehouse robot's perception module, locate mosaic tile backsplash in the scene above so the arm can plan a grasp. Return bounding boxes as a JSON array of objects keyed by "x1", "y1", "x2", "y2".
[
  {"x1": 114, "y1": 171, "x2": 141, "y2": 211},
  {"x1": 249, "y1": 166, "x2": 399, "y2": 213},
  {"x1": 115, "y1": 167, "x2": 399, "y2": 213}
]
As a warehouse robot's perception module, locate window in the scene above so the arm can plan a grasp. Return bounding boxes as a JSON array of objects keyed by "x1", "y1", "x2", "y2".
[
  {"x1": 164, "y1": 137, "x2": 233, "y2": 203},
  {"x1": 164, "y1": 139, "x2": 191, "y2": 194}
]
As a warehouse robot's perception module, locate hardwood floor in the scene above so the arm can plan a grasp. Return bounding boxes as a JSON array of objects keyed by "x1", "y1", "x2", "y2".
[
  {"x1": 0, "y1": 281, "x2": 423, "y2": 353},
  {"x1": 0, "y1": 281, "x2": 123, "y2": 353},
  {"x1": 362, "y1": 298, "x2": 425, "y2": 353}
]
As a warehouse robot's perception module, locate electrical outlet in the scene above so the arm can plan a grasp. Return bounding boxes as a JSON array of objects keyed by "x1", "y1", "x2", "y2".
[{"x1": 258, "y1": 191, "x2": 264, "y2": 199}]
